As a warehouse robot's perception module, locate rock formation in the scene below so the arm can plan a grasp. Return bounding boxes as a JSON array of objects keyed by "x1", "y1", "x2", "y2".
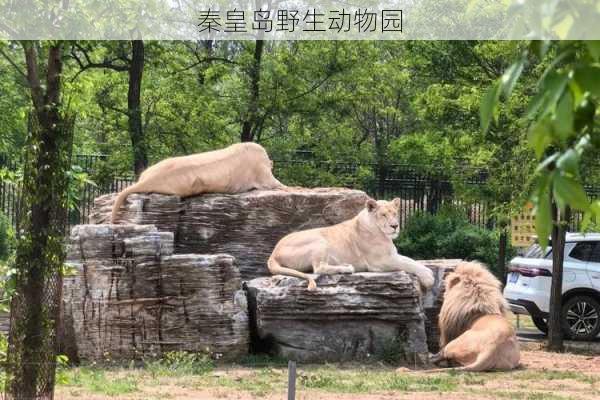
[
  {"x1": 62, "y1": 224, "x2": 248, "y2": 362},
  {"x1": 90, "y1": 188, "x2": 369, "y2": 280}
]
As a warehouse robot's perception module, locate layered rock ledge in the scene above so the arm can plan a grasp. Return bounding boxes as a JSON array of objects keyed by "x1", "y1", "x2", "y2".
[{"x1": 90, "y1": 188, "x2": 369, "y2": 280}]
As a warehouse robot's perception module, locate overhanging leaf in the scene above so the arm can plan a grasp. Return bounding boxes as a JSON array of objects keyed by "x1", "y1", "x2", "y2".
[
  {"x1": 586, "y1": 41, "x2": 600, "y2": 61},
  {"x1": 553, "y1": 173, "x2": 590, "y2": 211},
  {"x1": 500, "y1": 57, "x2": 525, "y2": 99},
  {"x1": 528, "y1": 118, "x2": 554, "y2": 159},
  {"x1": 534, "y1": 185, "x2": 552, "y2": 250},
  {"x1": 556, "y1": 149, "x2": 579, "y2": 177},
  {"x1": 553, "y1": 90, "x2": 574, "y2": 141},
  {"x1": 574, "y1": 66, "x2": 600, "y2": 98},
  {"x1": 480, "y1": 81, "x2": 501, "y2": 133}
]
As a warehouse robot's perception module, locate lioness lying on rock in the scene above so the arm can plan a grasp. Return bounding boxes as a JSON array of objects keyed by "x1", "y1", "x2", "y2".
[
  {"x1": 111, "y1": 142, "x2": 285, "y2": 223},
  {"x1": 428, "y1": 261, "x2": 520, "y2": 372},
  {"x1": 267, "y1": 198, "x2": 435, "y2": 291}
]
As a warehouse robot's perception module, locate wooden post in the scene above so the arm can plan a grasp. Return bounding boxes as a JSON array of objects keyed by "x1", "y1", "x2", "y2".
[{"x1": 288, "y1": 360, "x2": 296, "y2": 400}]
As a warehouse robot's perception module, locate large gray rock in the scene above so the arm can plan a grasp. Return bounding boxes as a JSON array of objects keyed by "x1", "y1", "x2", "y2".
[
  {"x1": 90, "y1": 188, "x2": 369, "y2": 280},
  {"x1": 244, "y1": 260, "x2": 460, "y2": 362},
  {"x1": 62, "y1": 224, "x2": 248, "y2": 362},
  {"x1": 245, "y1": 272, "x2": 429, "y2": 363}
]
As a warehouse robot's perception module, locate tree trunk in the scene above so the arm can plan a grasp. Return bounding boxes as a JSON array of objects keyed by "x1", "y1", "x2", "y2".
[
  {"x1": 128, "y1": 40, "x2": 147, "y2": 177},
  {"x1": 5, "y1": 41, "x2": 73, "y2": 400},
  {"x1": 547, "y1": 203, "x2": 570, "y2": 352},
  {"x1": 241, "y1": 40, "x2": 264, "y2": 142}
]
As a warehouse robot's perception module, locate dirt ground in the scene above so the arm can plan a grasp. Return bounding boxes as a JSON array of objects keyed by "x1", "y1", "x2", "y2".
[{"x1": 55, "y1": 347, "x2": 600, "y2": 400}]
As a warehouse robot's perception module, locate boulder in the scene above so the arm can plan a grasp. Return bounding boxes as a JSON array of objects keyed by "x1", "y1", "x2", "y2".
[
  {"x1": 90, "y1": 188, "x2": 369, "y2": 280},
  {"x1": 62, "y1": 224, "x2": 248, "y2": 362},
  {"x1": 245, "y1": 272, "x2": 428, "y2": 363},
  {"x1": 244, "y1": 260, "x2": 459, "y2": 362}
]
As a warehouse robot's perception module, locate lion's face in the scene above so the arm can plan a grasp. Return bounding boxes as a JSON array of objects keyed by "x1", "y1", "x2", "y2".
[{"x1": 366, "y1": 198, "x2": 401, "y2": 239}]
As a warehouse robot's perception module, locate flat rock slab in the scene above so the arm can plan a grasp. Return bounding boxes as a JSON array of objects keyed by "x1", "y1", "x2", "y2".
[
  {"x1": 91, "y1": 188, "x2": 369, "y2": 280},
  {"x1": 245, "y1": 272, "x2": 429, "y2": 363},
  {"x1": 63, "y1": 224, "x2": 248, "y2": 362},
  {"x1": 244, "y1": 260, "x2": 460, "y2": 363}
]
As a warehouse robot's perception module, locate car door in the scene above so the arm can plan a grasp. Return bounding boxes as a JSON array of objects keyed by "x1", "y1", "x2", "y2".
[
  {"x1": 564, "y1": 241, "x2": 595, "y2": 292},
  {"x1": 587, "y1": 242, "x2": 600, "y2": 290}
]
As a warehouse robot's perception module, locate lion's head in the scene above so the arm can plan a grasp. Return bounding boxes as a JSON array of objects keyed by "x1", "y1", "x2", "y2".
[
  {"x1": 365, "y1": 198, "x2": 401, "y2": 239},
  {"x1": 439, "y1": 261, "x2": 510, "y2": 347}
]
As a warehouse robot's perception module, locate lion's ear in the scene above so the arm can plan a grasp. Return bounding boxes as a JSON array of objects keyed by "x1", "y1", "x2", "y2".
[
  {"x1": 446, "y1": 273, "x2": 460, "y2": 290},
  {"x1": 366, "y1": 199, "x2": 378, "y2": 212},
  {"x1": 392, "y1": 198, "x2": 401, "y2": 209}
]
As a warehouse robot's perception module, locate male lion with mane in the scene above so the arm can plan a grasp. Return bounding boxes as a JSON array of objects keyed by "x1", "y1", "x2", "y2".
[
  {"x1": 267, "y1": 198, "x2": 435, "y2": 291},
  {"x1": 428, "y1": 261, "x2": 520, "y2": 372}
]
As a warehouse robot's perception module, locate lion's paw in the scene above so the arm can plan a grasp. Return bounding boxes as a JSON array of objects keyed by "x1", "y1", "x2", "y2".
[
  {"x1": 307, "y1": 279, "x2": 317, "y2": 291},
  {"x1": 420, "y1": 269, "x2": 435, "y2": 290}
]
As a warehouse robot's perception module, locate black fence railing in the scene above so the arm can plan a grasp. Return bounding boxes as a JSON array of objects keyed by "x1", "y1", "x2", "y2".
[{"x1": 1, "y1": 153, "x2": 598, "y2": 232}]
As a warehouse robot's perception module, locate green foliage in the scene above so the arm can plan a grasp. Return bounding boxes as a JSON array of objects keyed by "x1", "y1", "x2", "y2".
[
  {"x1": 483, "y1": 39, "x2": 600, "y2": 248},
  {"x1": 396, "y1": 206, "x2": 511, "y2": 278},
  {"x1": 145, "y1": 351, "x2": 214, "y2": 377}
]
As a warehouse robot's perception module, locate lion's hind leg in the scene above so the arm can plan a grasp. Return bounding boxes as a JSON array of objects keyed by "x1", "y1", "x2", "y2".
[{"x1": 313, "y1": 261, "x2": 355, "y2": 275}]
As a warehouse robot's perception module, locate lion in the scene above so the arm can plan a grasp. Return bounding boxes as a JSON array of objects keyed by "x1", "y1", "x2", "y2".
[
  {"x1": 428, "y1": 261, "x2": 520, "y2": 372},
  {"x1": 111, "y1": 142, "x2": 285, "y2": 223},
  {"x1": 267, "y1": 198, "x2": 435, "y2": 291}
]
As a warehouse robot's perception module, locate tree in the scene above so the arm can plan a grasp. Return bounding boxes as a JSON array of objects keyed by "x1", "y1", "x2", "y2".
[
  {"x1": 483, "y1": 40, "x2": 600, "y2": 351},
  {"x1": 4, "y1": 40, "x2": 73, "y2": 399},
  {"x1": 70, "y1": 41, "x2": 148, "y2": 177}
]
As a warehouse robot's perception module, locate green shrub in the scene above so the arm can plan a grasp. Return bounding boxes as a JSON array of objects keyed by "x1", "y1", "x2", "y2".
[{"x1": 395, "y1": 205, "x2": 512, "y2": 279}]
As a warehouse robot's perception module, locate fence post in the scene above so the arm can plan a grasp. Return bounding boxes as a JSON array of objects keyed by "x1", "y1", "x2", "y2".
[{"x1": 288, "y1": 360, "x2": 296, "y2": 400}]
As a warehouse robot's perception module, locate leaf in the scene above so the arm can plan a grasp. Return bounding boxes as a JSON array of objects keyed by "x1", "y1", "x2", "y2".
[
  {"x1": 586, "y1": 41, "x2": 600, "y2": 61},
  {"x1": 552, "y1": 90, "x2": 574, "y2": 141},
  {"x1": 527, "y1": 71, "x2": 569, "y2": 119},
  {"x1": 556, "y1": 149, "x2": 579, "y2": 177},
  {"x1": 480, "y1": 81, "x2": 500, "y2": 133},
  {"x1": 535, "y1": 182, "x2": 552, "y2": 250},
  {"x1": 574, "y1": 66, "x2": 600, "y2": 98},
  {"x1": 553, "y1": 173, "x2": 590, "y2": 211},
  {"x1": 530, "y1": 41, "x2": 550, "y2": 59},
  {"x1": 500, "y1": 57, "x2": 525, "y2": 99},
  {"x1": 528, "y1": 117, "x2": 553, "y2": 159}
]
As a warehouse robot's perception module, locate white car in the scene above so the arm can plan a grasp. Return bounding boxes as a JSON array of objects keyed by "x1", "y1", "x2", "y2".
[{"x1": 504, "y1": 233, "x2": 600, "y2": 340}]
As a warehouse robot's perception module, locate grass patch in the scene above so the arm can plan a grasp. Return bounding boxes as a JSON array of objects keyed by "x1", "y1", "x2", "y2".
[
  {"x1": 63, "y1": 367, "x2": 138, "y2": 396},
  {"x1": 487, "y1": 390, "x2": 578, "y2": 400},
  {"x1": 513, "y1": 369, "x2": 599, "y2": 384},
  {"x1": 298, "y1": 367, "x2": 459, "y2": 393},
  {"x1": 145, "y1": 351, "x2": 214, "y2": 377}
]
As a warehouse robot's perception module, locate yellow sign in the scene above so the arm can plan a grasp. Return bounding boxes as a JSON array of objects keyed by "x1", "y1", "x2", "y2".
[{"x1": 511, "y1": 205, "x2": 536, "y2": 248}]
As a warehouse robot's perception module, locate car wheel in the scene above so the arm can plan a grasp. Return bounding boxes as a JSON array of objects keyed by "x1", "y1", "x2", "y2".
[
  {"x1": 561, "y1": 295, "x2": 600, "y2": 341},
  {"x1": 531, "y1": 316, "x2": 548, "y2": 334}
]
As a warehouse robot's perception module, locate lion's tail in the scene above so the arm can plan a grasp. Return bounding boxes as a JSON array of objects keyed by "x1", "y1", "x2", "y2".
[
  {"x1": 110, "y1": 183, "x2": 141, "y2": 224},
  {"x1": 267, "y1": 255, "x2": 316, "y2": 290},
  {"x1": 419, "y1": 348, "x2": 498, "y2": 374}
]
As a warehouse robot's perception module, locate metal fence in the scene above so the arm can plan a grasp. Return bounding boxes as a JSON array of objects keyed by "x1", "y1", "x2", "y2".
[{"x1": 1, "y1": 153, "x2": 598, "y2": 231}]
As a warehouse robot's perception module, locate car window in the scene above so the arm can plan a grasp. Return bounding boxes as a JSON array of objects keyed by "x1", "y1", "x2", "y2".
[
  {"x1": 524, "y1": 243, "x2": 551, "y2": 258},
  {"x1": 569, "y1": 242, "x2": 596, "y2": 262},
  {"x1": 590, "y1": 242, "x2": 600, "y2": 263}
]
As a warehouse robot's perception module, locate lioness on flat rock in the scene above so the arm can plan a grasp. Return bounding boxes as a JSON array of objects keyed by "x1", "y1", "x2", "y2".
[
  {"x1": 428, "y1": 261, "x2": 520, "y2": 372},
  {"x1": 111, "y1": 142, "x2": 284, "y2": 223},
  {"x1": 267, "y1": 198, "x2": 435, "y2": 291}
]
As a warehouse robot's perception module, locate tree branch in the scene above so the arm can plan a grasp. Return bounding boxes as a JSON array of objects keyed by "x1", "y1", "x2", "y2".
[
  {"x1": 0, "y1": 46, "x2": 27, "y2": 82},
  {"x1": 22, "y1": 43, "x2": 44, "y2": 112}
]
